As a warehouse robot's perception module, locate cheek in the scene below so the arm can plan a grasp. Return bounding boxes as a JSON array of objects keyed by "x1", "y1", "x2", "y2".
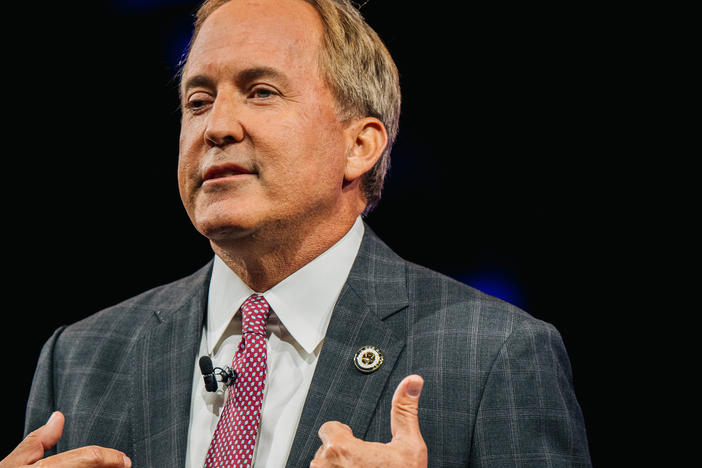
[
  {"x1": 279, "y1": 109, "x2": 348, "y2": 171},
  {"x1": 177, "y1": 131, "x2": 201, "y2": 204},
  {"x1": 176, "y1": 156, "x2": 191, "y2": 195},
  {"x1": 263, "y1": 125, "x2": 347, "y2": 195},
  {"x1": 178, "y1": 118, "x2": 204, "y2": 169}
]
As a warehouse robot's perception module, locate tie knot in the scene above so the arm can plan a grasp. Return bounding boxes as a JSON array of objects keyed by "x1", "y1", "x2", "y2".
[{"x1": 241, "y1": 294, "x2": 270, "y2": 336}]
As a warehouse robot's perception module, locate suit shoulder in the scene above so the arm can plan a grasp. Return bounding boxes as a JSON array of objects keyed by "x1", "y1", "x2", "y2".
[
  {"x1": 358, "y1": 226, "x2": 553, "y2": 338},
  {"x1": 405, "y1": 261, "x2": 554, "y2": 339},
  {"x1": 60, "y1": 262, "x2": 212, "y2": 336}
]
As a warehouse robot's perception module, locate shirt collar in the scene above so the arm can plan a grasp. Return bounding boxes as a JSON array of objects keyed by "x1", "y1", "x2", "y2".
[{"x1": 206, "y1": 216, "x2": 364, "y2": 355}]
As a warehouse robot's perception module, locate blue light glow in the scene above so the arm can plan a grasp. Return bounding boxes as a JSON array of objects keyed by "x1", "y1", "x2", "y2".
[
  {"x1": 110, "y1": 0, "x2": 196, "y2": 13},
  {"x1": 454, "y1": 270, "x2": 527, "y2": 310}
]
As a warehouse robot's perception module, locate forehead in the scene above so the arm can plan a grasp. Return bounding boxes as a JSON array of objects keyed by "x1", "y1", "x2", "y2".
[{"x1": 184, "y1": 0, "x2": 324, "y2": 79}]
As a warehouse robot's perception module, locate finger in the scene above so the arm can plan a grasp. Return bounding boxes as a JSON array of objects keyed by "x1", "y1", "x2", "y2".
[
  {"x1": 390, "y1": 374, "x2": 424, "y2": 440},
  {"x1": 2, "y1": 412, "x2": 65, "y2": 466},
  {"x1": 36, "y1": 445, "x2": 131, "y2": 468},
  {"x1": 317, "y1": 421, "x2": 353, "y2": 446},
  {"x1": 314, "y1": 444, "x2": 324, "y2": 459},
  {"x1": 38, "y1": 411, "x2": 65, "y2": 450},
  {"x1": 316, "y1": 421, "x2": 357, "y2": 465}
]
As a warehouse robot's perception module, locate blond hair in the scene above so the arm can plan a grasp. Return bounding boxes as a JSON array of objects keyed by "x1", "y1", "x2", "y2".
[{"x1": 182, "y1": 0, "x2": 401, "y2": 213}]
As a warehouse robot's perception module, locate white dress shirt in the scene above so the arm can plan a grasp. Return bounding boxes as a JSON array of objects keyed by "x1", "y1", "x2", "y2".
[{"x1": 185, "y1": 217, "x2": 364, "y2": 468}]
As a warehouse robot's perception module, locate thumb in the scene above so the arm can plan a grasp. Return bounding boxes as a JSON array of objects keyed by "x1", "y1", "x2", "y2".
[
  {"x1": 390, "y1": 374, "x2": 424, "y2": 441},
  {"x1": 36, "y1": 411, "x2": 65, "y2": 450},
  {"x1": 2, "y1": 412, "x2": 65, "y2": 467}
]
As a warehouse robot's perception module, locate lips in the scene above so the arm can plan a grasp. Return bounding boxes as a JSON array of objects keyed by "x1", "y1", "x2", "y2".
[{"x1": 202, "y1": 163, "x2": 255, "y2": 183}]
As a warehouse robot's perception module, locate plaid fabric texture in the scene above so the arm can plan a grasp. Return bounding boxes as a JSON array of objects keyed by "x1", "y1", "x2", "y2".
[{"x1": 25, "y1": 224, "x2": 591, "y2": 467}]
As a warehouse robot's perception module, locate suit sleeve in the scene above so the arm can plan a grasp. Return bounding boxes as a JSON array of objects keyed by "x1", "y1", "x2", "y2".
[
  {"x1": 469, "y1": 319, "x2": 591, "y2": 467},
  {"x1": 23, "y1": 326, "x2": 67, "y2": 455}
]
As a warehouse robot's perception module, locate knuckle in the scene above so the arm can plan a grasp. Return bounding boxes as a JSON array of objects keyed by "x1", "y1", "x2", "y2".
[
  {"x1": 23, "y1": 432, "x2": 38, "y2": 443},
  {"x1": 395, "y1": 401, "x2": 419, "y2": 417},
  {"x1": 323, "y1": 440, "x2": 348, "y2": 459},
  {"x1": 24, "y1": 431, "x2": 42, "y2": 445},
  {"x1": 19, "y1": 433, "x2": 45, "y2": 460},
  {"x1": 320, "y1": 420, "x2": 340, "y2": 431},
  {"x1": 318, "y1": 421, "x2": 332, "y2": 432},
  {"x1": 318, "y1": 420, "x2": 353, "y2": 442},
  {"x1": 81, "y1": 445, "x2": 106, "y2": 464}
]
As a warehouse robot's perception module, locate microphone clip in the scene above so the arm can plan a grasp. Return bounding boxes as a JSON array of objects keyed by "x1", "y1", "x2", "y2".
[
  {"x1": 199, "y1": 356, "x2": 237, "y2": 392},
  {"x1": 215, "y1": 365, "x2": 237, "y2": 386}
]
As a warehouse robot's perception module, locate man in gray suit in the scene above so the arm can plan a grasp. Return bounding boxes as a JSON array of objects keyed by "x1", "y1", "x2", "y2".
[{"x1": 4, "y1": 0, "x2": 590, "y2": 467}]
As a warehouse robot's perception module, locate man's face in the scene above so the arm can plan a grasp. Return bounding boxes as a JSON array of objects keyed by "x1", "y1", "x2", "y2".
[{"x1": 178, "y1": 0, "x2": 352, "y2": 244}]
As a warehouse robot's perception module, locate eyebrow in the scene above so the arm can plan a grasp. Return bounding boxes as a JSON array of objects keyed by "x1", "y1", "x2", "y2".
[
  {"x1": 237, "y1": 67, "x2": 289, "y2": 88},
  {"x1": 181, "y1": 66, "x2": 290, "y2": 95},
  {"x1": 181, "y1": 74, "x2": 215, "y2": 95}
]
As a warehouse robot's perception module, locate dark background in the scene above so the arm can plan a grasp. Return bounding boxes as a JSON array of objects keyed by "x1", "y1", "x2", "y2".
[{"x1": 2, "y1": 0, "x2": 652, "y2": 464}]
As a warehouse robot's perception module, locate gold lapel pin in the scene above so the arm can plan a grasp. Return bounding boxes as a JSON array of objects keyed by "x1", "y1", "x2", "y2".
[{"x1": 354, "y1": 345, "x2": 384, "y2": 373}]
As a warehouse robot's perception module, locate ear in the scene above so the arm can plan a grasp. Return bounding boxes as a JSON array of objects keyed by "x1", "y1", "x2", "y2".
[{"x1": 344, "y1": 117, "x2": 388, "y2": 182}]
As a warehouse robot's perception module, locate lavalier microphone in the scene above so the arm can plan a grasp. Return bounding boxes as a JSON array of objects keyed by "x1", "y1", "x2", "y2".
[{"x1": 199, "y1": 355, "x2": 237, "y2": 392}]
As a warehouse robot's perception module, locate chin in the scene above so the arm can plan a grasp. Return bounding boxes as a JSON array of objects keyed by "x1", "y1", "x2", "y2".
[
  {"x1": 203, "y1": 225, "x2": 257, "y2": 244},
  {"x1": 192, "y1": 208, "x2": 261, "y2": 242}
]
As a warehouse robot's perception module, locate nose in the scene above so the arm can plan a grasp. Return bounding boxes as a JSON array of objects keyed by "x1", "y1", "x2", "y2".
[{"x1": 204, "y1": 95, "x2": 245, "y2": 147}]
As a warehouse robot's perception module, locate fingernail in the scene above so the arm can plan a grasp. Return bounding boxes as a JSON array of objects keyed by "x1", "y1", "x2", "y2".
[
  {"x1": 123, "y1": 455, "x2": 132, "y2": 467},
  {"x1": 406, "y1": 378, "x2": 423, "y2": 397},
  {"x1": 47, "y1": 411, "x2": 58, "y2": 424}
]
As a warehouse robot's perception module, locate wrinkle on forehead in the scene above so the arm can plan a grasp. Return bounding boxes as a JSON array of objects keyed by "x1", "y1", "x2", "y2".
[
  {"x1": 183, "y1": 0, "x2": 324, "y2": 86},
  {"x1": 190, "y1": 0, "x2": 322, "y2": 59}
]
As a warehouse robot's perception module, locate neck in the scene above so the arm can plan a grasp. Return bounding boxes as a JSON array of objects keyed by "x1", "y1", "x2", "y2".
[{"x1": 210, "y1": 215, "x2": 359, "y2": 292}]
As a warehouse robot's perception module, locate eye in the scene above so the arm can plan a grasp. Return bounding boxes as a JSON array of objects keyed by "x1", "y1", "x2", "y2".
[
  {"x1": 188, "y1": 100, "x2": 207, "y2": 110},
  {"x1": 185, "y1": 92, "x2": 213, "y2": 113},
  {"x1": 249, "y1": 86, "x2": 278, "y2": 100}
]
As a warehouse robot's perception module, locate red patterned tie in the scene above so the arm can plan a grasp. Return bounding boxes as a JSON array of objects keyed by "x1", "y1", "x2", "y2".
[{"x1": 204, "y1": 294, "x2": 270, "y2": 468}]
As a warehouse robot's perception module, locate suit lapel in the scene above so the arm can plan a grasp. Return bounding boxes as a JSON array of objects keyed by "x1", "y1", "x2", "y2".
[
  {"x1": 130, "y1": 263, "x2": 212, "y2": 468},
  {"x1": 286, "y1": 226, "x2": 409, "y2": 467}
]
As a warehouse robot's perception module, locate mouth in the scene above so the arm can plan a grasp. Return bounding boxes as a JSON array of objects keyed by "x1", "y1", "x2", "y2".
[{"x1": 202, "y1": 163, "x2": 255, "y2": 184}]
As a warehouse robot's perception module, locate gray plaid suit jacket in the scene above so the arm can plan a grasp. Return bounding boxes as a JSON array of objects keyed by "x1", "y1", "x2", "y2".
[{"x1": 25, "y1": 224, "x2": 591, "y2": 467}]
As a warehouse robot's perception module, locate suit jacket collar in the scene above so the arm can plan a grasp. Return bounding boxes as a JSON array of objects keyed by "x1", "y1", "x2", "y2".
[
  {"x1": 130, "y1": 262, "x2": 213, "y2": 468},
  {"x1": 286, "y1": 223, "x2": 409, "y2": 467},
  {"x1": 127, "y1": 222, "x2": 408, "y2": 467}
]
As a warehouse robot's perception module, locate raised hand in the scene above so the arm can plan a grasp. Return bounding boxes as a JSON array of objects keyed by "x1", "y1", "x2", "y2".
[
  {"x1": 0, "y1": 412, "x2": 131, "y2": 468},
  {"x1": 311, "y1": 375, "x2": 427, "y2": 468}
]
